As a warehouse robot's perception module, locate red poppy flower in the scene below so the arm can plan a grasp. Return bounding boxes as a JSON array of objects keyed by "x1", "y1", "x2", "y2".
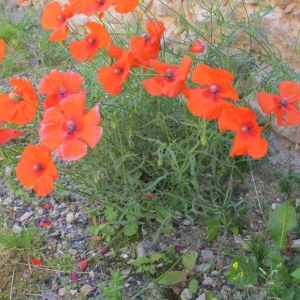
[
  {"x1": 41, "y1": 1, "x2": 76, "y2": 42},
  {"x1": 38, "y1": 69, "x2": 86, "y2": 110},
  {"x1": 143, "y1": 55, "x2": 192, "y2": 97},
  {"x1": 16, "y1": 145, "x2": 58, "y2": 197},
  {"x1": 185, "y1": 64, "x2": 239, "y2": 120},
  {"x1": 39, "y1": 95, "x2": 103, "y2": 161},
  {"x1": 0, "y1": 121, "x2": 20, "y2": 144},
  {"x1": 130, "y1": 20, "x2": 166, "y2": 69},
  {"x1": 218, "y1": 107, "x2": 268, "y2": 159},
  {"x1": 0, "y1": 39, "x2": 5, "y2": 62},
  {"x1": 98, "y1": 50, "x2": 133, "y2": 95},
  {"x1": 107, "y1": 0, "x2": 139, "y2": 13},
  {"x1": 69, "y1": 22, "x2": 112, "y2": 62},
  {"x1": 0, "y1": 78, "x2": 38, "y2": 125},
  {"x1": 189, "y1": 40, "x2": 206, "y2": 54},
  {"x1": 257, "y1": 81, "x2": 300, "y2": 126},
  {"x1": 71, "y1": 0, "x2": 112, "y2": 16}
]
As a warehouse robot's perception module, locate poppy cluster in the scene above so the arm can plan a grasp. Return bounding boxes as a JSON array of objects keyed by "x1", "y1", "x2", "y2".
[
  {"x1": 4, "y1": 0, "x2": 300, "y2": 199},
  {"x1": 0, "y1": 66, "x2": 103, "y2": 196},
  {"x1": 41, "y1": 0, "x2": 140, "y2": 42}
]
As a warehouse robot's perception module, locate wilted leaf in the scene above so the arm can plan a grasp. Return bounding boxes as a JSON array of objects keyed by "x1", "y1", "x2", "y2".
[
  {"x1": 39, "y1": 219, "x2": 52, "y2": 227},
  {"x1": 158, "y1": 271, "x2": 187, "y2": 285},
  {"x1": 71, "y1": 271, "x2": 78, "y2": 282},
  {"x1": 29, "y1": 258, "x2": 42, "y2": 265},
  {"x1": 76, "y1": 259, "x2": 88, "y2": 271}
]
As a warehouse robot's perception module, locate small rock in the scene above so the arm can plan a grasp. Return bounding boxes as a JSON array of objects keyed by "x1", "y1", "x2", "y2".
[
  {"x1": 70, "y1": 204, "x2": 78, "y2": 212},
  {"x1": 68, "y1": 249, "x2": 77, "y2": 256},
  {"x1": 120, "y1": 269, "x2": 131, "y2": 275},
  {"x1": 195, "y1": 263, "x2": 211, "y2": 273},
  {"x1": 183, "y1": 219, "x2": 191, "y2": 226},
  {"x1": 89, "y1": 271, "x2": 95, "y2": 278},
  {"x1": 58, "y1": 288, "x2": 66, "y2": 296},
  {"x1": 12, "y1": 224, "x2": 23, "y2": 233},
  {"x1": 3, "y1": 197, "x2": 13, "y2": 205},
  {"x1": 291, "y1": 239, "x2": 300, "y2": 251},
  {"x1": 69, "y1": 289, "x2": 78, "y2": 296},
  {"x1": 66, "y1": 212, "x2": 75, "y2": 223},
  {"x1": 67, "y1": 233, "x2": 75, "y2": 240},
  {"x1": 80, "y1": 284, "x2": 94, "y2": 295},
  {"x1": 181, "y1": 288, "x2": 192, "y2": 300},
  {"x1": 201, "y1": 250, "x2": 214, "y2": 260},
  {"x1": 202, "y1": 275, "x2": 214, "y2": 286},
  {"x1": 271, "y1": 203, "x2": 281, "y2": 210},
  {"x1": 156, "y1": 263, "x2": 163, "y2": 268},
  {"x1": 19, "y1": 211, "x2": 33, "y2": 222},
  {"x1": 136, "y1": 241, "x2": 147, "y2": 257},
  {"x1": 142, "y1": 229, "x2": 148, "y2": 236},
  {"x1": 137, "y1": 281, "x2": 142, "y2": 286},
  {"x1": 120, "y1": 253, "x2": 129, "y2": 259},
  {"x1": 195, "y1": 293, "x2": 206, "y2": 300},
  {"x1": 124, "y1": 283, "x2": 130, "y2": 288},
  {"x1": 49, "y1": 210, "x2": 60, "y2": 219},
  {"x1": 4, "y1": 166, "x2": 12, "y2": 175},
  {"x1": 216, "y1": 259, "x2": 223, "y2": 270},
  {"x1": 37, "y1": 209, "x2": 44, "y2": 216}
]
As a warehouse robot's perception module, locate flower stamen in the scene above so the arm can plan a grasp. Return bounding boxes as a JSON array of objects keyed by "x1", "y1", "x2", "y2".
[
  {"x1": 165, "y1": 69, "x2": 174, "y2": 80},
  {"x1": 279, "y1": 97, "x2": 288, "y2": 108},
  {"x1": 33, "y1": 164, "x2": 42, "y2": 171},
  {"x1": 210, "y1": 85, "x2": 218, "y2": 93},
  {"x1": 67, "y1": 120, "x2": 77, "y2": 134},
  {"x1": 241, "y1": 125, "x2": 250, "y2": 132}
]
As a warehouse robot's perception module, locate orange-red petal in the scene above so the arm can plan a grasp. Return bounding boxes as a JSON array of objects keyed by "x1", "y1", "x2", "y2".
[{"x1": 0, "y1": 39, "x2": 5, "y2": 62}]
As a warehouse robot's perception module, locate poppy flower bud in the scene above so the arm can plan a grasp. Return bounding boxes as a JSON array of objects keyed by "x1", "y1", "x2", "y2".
[{"x1": 9, "y1": 93, "x2": 23, "y2": 102}]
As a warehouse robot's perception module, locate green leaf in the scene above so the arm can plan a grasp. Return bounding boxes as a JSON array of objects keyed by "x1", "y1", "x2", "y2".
[
  {"x1": 267, "y1": 201, "x2": 297, "y2": 251},
  {"x1": 206, "y1": 219, "x2": 221, "y2": 242},
  {"x1": 132, "y1": 257, "x2": 149, "y2": 267},
  {"x1": 124, "y1": 223, "x2": 138, "y2": 236},
  {"x1": 188, "y1": 279, "x2": 198, "y2": 294},
  {"x1": 228, "y1": 225, "x2": 239, "y2": 235},
  {"x1": 227, "y1": 256, "x2": 258, "y2": 287},
  {"x1": 104, "y1": 206, "x2": 119, "y2": 221},
  {"x1": 280, "y1": 287, "x2": 295, "y2": 300},
  {"x1": 182, "y1": 251, "x2": 198, "y2": 272},
  {"x1": 291, "y1": 267, "x2": 300, "y2": 279},
  {"x1": 150, "y1": 253, "x2": 164, "y2": 263},
  {"x1": 158, "y1": 271, "x2": 187, "y2": 285}
]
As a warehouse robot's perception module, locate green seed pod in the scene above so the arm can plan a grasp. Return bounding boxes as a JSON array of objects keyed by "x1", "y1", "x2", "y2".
[{"x1": 174, "y1": 27, "x2": 186, "y2": 35}]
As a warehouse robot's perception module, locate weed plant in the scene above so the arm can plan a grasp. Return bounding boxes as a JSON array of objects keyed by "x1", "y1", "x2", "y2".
[{"x1": 0, "y1": 0, "x2": 300, "y2": 299}]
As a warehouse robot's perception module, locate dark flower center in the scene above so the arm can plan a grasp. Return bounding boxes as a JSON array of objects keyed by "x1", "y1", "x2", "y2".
[
  {"x1": 59, "y1": 87, "x2": 67, "y2": 95},
  {"x1": 165, "y1": 69, "x2": 174, "y2": 80},
  {"x1": 58, "y1": 14, "x2": 66, "y2": 21},
  {"x1": 97, "y1": 0, "x2": 104, "y2": 4},
  {"x1": 279, "y1": 97, "x2": 288, "y2": 107},
  {"x1": 210, "y1": 85, "x2": 218, "y2": 93},
  {"x1": 33, "y1": 164, "x2": 42, "y2": 171},
  {"x1": 67, "y1": 120, "x2": 77, "y2": 134},
  {"x1": 88, "y1": 38, "x2": 95, "y2": 44},
  {"x1": 241, "y1": 125, "x2": 250, "y2": 132},
  {"x1": 114, "y1": 68, "x2": 123, "y2": 75},
  {"x1": 142, "y1": 32, "x2": 150, "y2": 42}
]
